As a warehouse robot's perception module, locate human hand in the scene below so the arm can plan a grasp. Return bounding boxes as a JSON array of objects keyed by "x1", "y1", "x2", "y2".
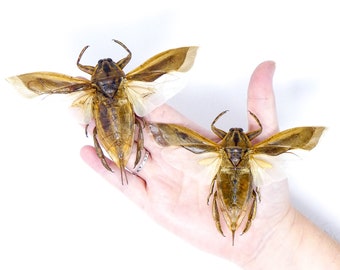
[{"x1": 80, "y1": 61, "x2": 296, "y2": 266}]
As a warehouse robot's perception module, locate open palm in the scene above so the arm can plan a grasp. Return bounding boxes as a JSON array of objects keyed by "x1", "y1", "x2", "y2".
[{"x1": 80, "y1": 61, "x2": 293, "y2": 265}]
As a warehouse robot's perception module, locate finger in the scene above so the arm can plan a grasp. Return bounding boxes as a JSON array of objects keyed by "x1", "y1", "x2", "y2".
[
  {"x1": 247, "y1": 61, "x2": 278, "y2": 140},
  {"x1": 246, "y1": 62, "x2": 290, "y2": 211},
  {"x1": 80, "y1": 145, "x2": 148, "y2": 207}
]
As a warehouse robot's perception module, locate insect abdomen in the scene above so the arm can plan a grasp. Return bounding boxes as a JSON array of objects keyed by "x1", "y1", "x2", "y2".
[
  {"x1": 93, "y1": 90, "x2": 135, "y2": 167},
  {"x1": 217, "y1": 163, "x2": 253, "y2": 230}
]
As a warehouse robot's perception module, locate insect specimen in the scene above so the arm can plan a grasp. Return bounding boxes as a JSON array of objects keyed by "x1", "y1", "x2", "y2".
[
  {"x1": 7, "y1": 40, "x2": 198, "y2": 184},
  {"x1": 149, "y1": 110, "x2": 325, "y2": 244}
]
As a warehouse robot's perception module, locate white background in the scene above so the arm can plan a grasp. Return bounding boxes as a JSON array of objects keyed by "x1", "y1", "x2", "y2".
[{"x1": 0, "y1": 1, "x2": 339, "y2": 269}]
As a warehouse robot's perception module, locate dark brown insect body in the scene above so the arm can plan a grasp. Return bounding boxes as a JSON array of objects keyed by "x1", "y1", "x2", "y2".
[
  {"x1": 8, "y1": 40, "x2": 198, "y2": 184},
  {"x1": 149, "y1": 111, "x2": 325, "y2": 244},
  {"x1": 73, "y1": 41, "x2": 138, "y2": 183}
]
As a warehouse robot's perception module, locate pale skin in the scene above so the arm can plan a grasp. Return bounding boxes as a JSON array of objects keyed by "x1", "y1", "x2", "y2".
[{"x1": 80, "y1": 61, "x2": 340, "y2": 269}]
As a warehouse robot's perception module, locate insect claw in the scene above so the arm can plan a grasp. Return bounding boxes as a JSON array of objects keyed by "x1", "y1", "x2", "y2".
[
  {"x1": 255, "y1": 187, "x2": 261, "y2": 202},
  {"x1": 240, "y1": 228, "x2": 247, "y2": 236},
  {"x1": 101, "y1": 159, "x2": 114, "y2": 172},
  {"x1": 85, "y1": 124, "x2": 89, "y2": 137}
]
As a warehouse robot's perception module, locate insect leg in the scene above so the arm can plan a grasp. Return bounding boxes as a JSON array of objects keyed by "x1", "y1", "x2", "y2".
[
  {"x1": 212, "y1": 192, "x2": 225, "y2": 237},
  {"x1": 207, "y1": 176, "x2": 217, "y2": 205},
  {"x1": 255, "y1": 186, "x2": 261, "y2": 203},
  {"x1": 85, "y1": 124, "x2": 90, "y2": 137},
  {"x1": 246, "y1": 111, "x2": 263, "y2": 140},
  {"x1": 113, "y1": 39, "x2": 132, "y2": 69},
  {"x1": 241, "y1": 190, "x2": 258, "y2": 235},
  {"x1": 76, "y1": 45, "x2": 95, "y2": 75},
  {"x1": 93, "y1": 127, "x2": 113, "y2": 172},
  {"x1": 134, "y1": 118, "x2": 144, "y2": 168},
  {"x1": 211, "y1": 110, "x2": 228, "y2": 139}
]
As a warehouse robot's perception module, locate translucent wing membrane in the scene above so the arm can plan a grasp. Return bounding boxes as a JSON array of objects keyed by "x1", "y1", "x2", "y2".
[
  {"x1": 70, "y1": 90, "x2": 96, "y2": 125},
  {"x1": 249, "y1": 154, "x2": 288, "y2": 186},
  {"x1": 124, "y1": 72, "x2": 187, "y2": 116},
  {"x1": 125, "y1": 46, "x2": 198, "y2": 116}
]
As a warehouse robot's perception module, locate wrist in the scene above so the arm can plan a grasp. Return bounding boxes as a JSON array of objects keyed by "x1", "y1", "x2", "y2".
[{"x1": 242, "y1": 206, "x2": 340, "y2": 269}]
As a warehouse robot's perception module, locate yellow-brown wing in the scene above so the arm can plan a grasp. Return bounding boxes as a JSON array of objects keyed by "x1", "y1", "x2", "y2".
[
  {"x1": 126, "y1": 46, "x2": 198, "y2": 82},
  {"x1": 252, "y1": 126, "x2": 325, "y2": 156},
  {"x1": 249, "y1": 126, "x2": 325, "y2": 186},
  {"x1": 7, "y1": 72, "x2": 92, "y2": 96},
  {"x1": 124, "y1": 47, "x2": 198, "y2": 117},
  {"x1": 149, "y1": 122, "x2": 218, "y2": 153},
  {"x1": 149, "y1": 122, "x2": 222, "y2": 180}
]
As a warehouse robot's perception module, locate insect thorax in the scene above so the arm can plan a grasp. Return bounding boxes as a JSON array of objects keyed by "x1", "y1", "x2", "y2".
[
  {"x1": 225, "y1": 147, "x2": 248, "y2": 167},
  {"x1": 92, "y1": 58, "x2": 126, "y2": 98}
]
